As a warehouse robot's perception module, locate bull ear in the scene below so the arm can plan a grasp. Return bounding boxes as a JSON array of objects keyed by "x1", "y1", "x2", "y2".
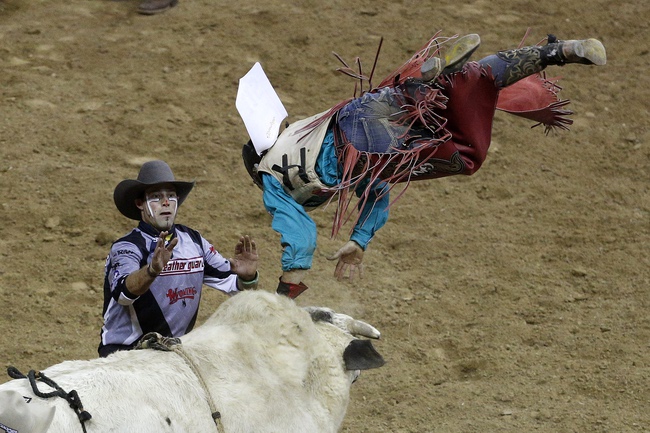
[
  {"x1": 307, "y1": 308, "x2": 334, "y2": 324},
  {"x1": 343, "y1": 339, "x2": 385, "y2": 370}
]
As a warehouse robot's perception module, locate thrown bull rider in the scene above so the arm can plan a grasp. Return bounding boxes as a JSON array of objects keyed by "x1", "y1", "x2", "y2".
[{"x1": 242, "y1": 31, "x2": 607, "y2": 298}]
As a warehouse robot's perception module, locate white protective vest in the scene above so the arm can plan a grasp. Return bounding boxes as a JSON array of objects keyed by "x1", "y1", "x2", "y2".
[{"x1": 257, "y1": 110, "x2": 336, "y2": 209}]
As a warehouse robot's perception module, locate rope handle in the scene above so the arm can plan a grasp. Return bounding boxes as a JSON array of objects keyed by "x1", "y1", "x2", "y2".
[{"x1": 7, "y1": 366, "x2": 92, "y2": 432}]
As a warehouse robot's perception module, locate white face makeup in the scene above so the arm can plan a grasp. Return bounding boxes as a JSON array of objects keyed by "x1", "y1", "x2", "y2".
[{"x1": 139, "y1": 186, "x2": 178, "y2": 231}]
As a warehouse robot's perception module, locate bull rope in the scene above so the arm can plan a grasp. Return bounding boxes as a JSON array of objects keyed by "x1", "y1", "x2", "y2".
[
  {"x1": 6, "y1": 366, "x2": 92, "y2": 433},
  {"x1": 136, "y1": 332, "x2": 225, "y2": 433}
]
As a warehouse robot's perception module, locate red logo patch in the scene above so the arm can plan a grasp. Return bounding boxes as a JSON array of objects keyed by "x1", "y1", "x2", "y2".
[{"x1": 166, "y1": 287, "x2": 197, "y2": 304}]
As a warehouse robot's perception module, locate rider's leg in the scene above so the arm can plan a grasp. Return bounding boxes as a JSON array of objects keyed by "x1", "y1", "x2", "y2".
[{"x1": 478, "y1": 35, "x2": 606, "y2": 89}]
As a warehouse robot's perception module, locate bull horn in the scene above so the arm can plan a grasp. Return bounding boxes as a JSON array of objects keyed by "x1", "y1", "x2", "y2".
[
  {"x1": 348, "y1": 319, "x2": 381, "y2": 339},
  {"x1": 305, "y1": 307, "x2": 381, "y2": 339}
]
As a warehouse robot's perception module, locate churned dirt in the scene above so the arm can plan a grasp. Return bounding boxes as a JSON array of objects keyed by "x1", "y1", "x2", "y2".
[{"x1": 1, "y1": 0, "x2": 649, "y2": 431}]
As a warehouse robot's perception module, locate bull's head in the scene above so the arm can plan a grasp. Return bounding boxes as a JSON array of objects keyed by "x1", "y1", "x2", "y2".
[{"x1": 305, "y1": 307, "x2": 385, "y2": 371}]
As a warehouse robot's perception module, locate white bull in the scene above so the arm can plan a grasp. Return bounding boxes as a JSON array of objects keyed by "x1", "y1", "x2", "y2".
[{"x1": 0, "y1": 291, "x2": 385, "y2": 433}]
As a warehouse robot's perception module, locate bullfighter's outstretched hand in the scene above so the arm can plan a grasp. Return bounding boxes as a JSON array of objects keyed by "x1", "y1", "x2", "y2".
[{"x1": 229, "y1": 235, "x2": 258, "y2": 282}]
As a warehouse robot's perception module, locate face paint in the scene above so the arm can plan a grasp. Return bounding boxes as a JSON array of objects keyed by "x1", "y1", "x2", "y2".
[{"x1": 142, "y1": 188, "x2": 178, "y2": 231}]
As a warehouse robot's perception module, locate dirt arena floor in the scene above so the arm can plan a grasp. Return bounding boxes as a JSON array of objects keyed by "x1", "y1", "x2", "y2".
[{"x1": 1, "y1": 0, "x2": 649, "y2": 431}]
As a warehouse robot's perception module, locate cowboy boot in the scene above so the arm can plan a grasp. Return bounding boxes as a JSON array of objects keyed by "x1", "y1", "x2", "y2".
[
  {"x1": 482, "y1": 36, "x2": 607, "y2": 88},
  {"x1": 543, "y1": 35, "x2": 607, "y2": 66},
  {"x1": 276, "y1": 278, "x2": 309, "y2": 299},
  {"x1": 420, "y1": 34, "x2": 481, "y2": 81}
]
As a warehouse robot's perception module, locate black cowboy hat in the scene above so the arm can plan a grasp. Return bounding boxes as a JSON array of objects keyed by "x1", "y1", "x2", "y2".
[{"x1": 113, "y1": 160, "x2": 195, "y2": 220}]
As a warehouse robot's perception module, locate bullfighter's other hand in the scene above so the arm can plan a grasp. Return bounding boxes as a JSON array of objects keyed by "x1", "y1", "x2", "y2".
[
  {"x1": 327, "y1": 240, "x2": 364, "y2": 281},
  {"x1": 230, "y1": 235, "x2": 258, "y2": 281}
]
